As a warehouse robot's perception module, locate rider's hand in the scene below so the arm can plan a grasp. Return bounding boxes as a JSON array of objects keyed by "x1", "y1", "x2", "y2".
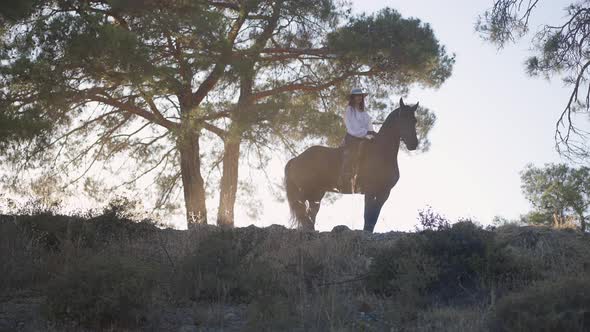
[{"x1": 365, "y1": 134, "x2": 375, "y2": 140}]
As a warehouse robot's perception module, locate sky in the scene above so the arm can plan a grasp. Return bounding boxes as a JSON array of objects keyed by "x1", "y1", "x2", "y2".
[{"x1": 229, "y1": 0, "x2": 580, "y2": 232}]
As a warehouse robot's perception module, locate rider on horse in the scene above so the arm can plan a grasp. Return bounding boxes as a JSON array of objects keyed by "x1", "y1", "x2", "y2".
[
  {"x1": 338, "y1": 87, "x2": 377, "y2": 192},
  {"x1": 285, "y1": 95, "x2": 419, "y2": 232}
]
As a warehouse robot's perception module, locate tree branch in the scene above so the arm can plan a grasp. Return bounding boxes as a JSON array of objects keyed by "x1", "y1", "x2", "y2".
[
  {"x1": 114, "y1": 146, "x2": 176, "y2": 190},
  {"x1": 260, "y1": 47, "x2": 331, "y2": 56},
  {"x1": 63, "y1": 113, "x2": 133, "y2": 188},
  {"x1": 207, "y1": 1, "x2": 240, "y2": 11},
  {"x1": 202, "y1": 122, "x2": 228, "y2": 139},
  {"x1": 556, "y1": 59, "x2": 590, "y2": 157},
  {"x1": 191, "y1": 4, "x2": 248, "y2": 107},
  {"x1": 139, "y1": 90, "x2": 172, "y2": 126},
  {"x1": 153, "y1": 171, "x2": 182, "y2": 211},
  {"x1": 90, "y1": 94, "x2": 178, "y2": 130},
  {"x1": 251, "y1": 69, "x2": 374, "y2": 100}
]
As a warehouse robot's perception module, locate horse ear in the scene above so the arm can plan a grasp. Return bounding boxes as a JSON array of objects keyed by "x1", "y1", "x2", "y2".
[
  {"x1": 399, "y1": 98, "x2": 405, "y2": 107},
  {"x1": 412, "y1": 102, "x2": 419, "y2": 112}
]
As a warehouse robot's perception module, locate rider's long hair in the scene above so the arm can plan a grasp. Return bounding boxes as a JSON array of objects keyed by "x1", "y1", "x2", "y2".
[{"x1": 348, "y1": 95, "x2": 365, "y2": 111}]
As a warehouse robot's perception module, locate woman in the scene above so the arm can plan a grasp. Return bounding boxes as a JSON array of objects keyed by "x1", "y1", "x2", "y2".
[
  {"x1": 338, "y1": 87, "x2": 377, "y2": 192},
  {"x1": 344, "y1": 87, "x2": 376, "y2": 140}
]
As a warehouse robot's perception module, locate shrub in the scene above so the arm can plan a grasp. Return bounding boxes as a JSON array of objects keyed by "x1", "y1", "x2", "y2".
[
  {"x1": 367, "y1": 222, "x2": 492, "y2": 303},
  {"x1": 86, "y1": 211, "x2": 158, "y2": 247},
  {"x1": 44, "y1": 253, "x2": 157, "y2": 328},
  {"x1": 0, "y1": 216, "x2": 50, "y2": 294},
  {"x1": 415, "y1": 206, "x2": 451, "y2": 231},
  {"x1": 245, "y1": 295, "x2": 299, "y2": 331},
  {"x1": 495, "y1": 224, "x2": 590, "y2": 279},
  {"x1": 14, "y1": 211, "x2": 157, "y2": 251},
  {"x1": 488, "y1": 277, "x2": 590, "y2": 332},
  {"x1": 413, "y1": 306, "x2": 486, "y2": 332},
  {"x1": 177, "y1": 229, "x2": 294, "y2": 303},
  {"x1": 421, "y1": 221, "x2": 494, "y2": 303},
  {"x1": 366, "y1": 233, "x2": 438, "y2": 298},
  {"x1": 177, "y1": 230, "x2": 248, "y2": 302},
  {"x1": 366, "y1": 221, "x2": 540, "y2": 309}
]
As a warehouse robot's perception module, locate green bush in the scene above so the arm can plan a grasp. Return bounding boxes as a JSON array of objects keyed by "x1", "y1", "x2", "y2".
[
  {"x1": 366, "y1": 221, "x2": 540, "y2": 308},
  {"x1": 488, "y1": 277, "x2": 590, "y2": 332},
  {"x1": 367, "y1": 222, "x2": 491, "y2": 302},
  {"x1": 44, "y1": 253, "x2": 157, "y2": 328},
  {"x1": 422, "y1": 221, "x2": 494, "y2": 303},
  {"x1": 366, "y1": 233, "x2": 437, "y2": 297}
]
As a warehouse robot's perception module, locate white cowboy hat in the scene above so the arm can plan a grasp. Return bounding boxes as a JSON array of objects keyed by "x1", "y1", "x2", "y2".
[{"x1": 350, "y1": 87, "x2": 368, "y2": 96}]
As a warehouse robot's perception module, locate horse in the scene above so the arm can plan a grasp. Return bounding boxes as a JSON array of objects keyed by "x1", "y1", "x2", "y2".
[{"x1": 284, "y1": 98, "x2": 419, "y2": 232}]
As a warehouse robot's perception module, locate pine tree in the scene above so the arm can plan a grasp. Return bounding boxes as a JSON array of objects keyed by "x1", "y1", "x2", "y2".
[
  {"x1": 521, "y1": 163, "x2": 590, "y2": 231},
  {"x1": 1, "y1": 1, "x2": 453, "y2": 228},
  {"x1": 478, "y1": 1, "x2": 590, "y2": 161}
]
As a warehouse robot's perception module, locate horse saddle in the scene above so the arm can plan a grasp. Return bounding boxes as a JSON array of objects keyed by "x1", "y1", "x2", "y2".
[{"x1": 337, "y1": 140, "x2": 370, "y2": 194}]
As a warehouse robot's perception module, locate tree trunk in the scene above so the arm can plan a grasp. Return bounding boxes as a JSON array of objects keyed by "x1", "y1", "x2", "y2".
[
  {"x1": 216, "y1": 69, "x2": 253, "y2": 227},
  {"x1": 552, "y1": 211, "x2": 561, "y2": 228},
  {"x1": 217, "y1": 138, "x2": 241, "y2": 227},
  {"x1": 178, "y1": 133, "x2": 207, "y2": 229}
]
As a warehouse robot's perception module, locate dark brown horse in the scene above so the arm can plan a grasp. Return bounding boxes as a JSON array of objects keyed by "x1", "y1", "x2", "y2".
[{"x1": 284, "y1": 98, "x2": 419, "y2": 232}]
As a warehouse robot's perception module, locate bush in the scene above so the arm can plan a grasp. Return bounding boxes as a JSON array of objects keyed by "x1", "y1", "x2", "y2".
[
  {"x1": 367, "y1": 222, "x2": 491, "y2": 303},
  {"x1": 415, "y1": 207, "x2": 451, "y2": 231},
  {"x1": 245, "y1": 295, "x2": 299, "y2": 331},
  {"x1": 413, "y1": 306, "x2": 486, "y2": 332},
  {"x1": 14, "y1": 211, "x2": 157, "y2": 251},
  {"x1": 44, "y1": 253, "x2": 157, "y2": 328},
  {"x1": 366, "y1": 221, "x2": 540, "y2": 309},
  {"x1": 177, "y1": 229, "x2": 294, "y2": 304},
  {"x1": 422, "y1": 221, "x2": 494, "y2": 303},
  {"x1": 0, "y1": 216, "x2": 50, "y2": 294},
  {"x1": 177, "y1": 230, "x2": 249, "y2": 302},
  {"x1": 488, "y1": 277, "x2": 590, "y2": 332},
  {"x1": 366, "y1": 233, "x2": 437, "y2": 297}
]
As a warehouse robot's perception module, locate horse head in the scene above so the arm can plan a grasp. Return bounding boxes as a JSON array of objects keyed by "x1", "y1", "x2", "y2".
[{"x1": 379, "y1": 98, "x2": 419, "y2": 150}]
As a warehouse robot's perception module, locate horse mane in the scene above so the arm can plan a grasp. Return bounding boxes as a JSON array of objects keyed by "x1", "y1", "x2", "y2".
[{"x1": 377, "y1": 108, "x2": 401, "y2": 135}]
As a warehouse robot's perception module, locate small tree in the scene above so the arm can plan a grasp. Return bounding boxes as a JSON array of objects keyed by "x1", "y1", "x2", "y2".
[
  {"x1": 570, "y1": 166, "x2": 590, "y2": 231},
  {"x1": 520, "y1": 163, "x2": 590, "y2": 231}
]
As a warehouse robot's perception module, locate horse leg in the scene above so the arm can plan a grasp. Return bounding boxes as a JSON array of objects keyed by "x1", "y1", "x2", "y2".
[
  {"x1": 363, "y1": 190, "x2": 391, "y2": 232},
  {"x1": 294, "y1": 198, "x2": 314, "y2": 231},
  {"x1": 307, "y1": 191, "x2": 325, "y2": 225}
]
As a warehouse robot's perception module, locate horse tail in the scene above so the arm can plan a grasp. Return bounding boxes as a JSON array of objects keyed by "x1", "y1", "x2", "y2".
[{"x1": 285, "y1": 159, "x2": 307, "y2": 228}]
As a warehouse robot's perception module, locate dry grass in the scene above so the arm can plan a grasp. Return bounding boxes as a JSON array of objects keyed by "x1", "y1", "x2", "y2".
[{"x1": 1, "y1": 212, "x2": 589, "y2": 331}]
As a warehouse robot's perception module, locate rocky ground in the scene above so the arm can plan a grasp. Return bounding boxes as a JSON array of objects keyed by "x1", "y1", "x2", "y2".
[{"x1": 1, "y1": 213, "x2": 589, "y2": 331}]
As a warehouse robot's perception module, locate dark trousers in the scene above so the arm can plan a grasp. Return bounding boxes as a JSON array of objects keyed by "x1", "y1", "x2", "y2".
[{"x1": 339, "y1": 134, "x2": 364, "y2": 187}]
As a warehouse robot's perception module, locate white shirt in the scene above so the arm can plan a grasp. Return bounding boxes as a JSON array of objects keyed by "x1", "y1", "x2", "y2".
[{"x1": 344, "y1": 105, "x2": 374, "y2": 138}]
